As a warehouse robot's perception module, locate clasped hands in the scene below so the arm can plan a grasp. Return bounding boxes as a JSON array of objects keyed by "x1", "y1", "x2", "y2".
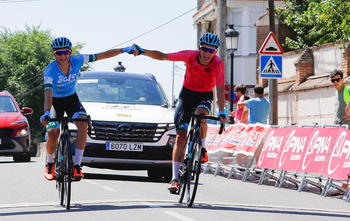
[{"x1": 122, "y1": 44, "x2": 144, "y2": 56}]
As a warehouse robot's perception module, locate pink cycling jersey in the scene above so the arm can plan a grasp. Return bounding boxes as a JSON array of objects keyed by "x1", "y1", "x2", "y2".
[{"x1": 168, "y1": 50, "x2": 225, "y2": 92}]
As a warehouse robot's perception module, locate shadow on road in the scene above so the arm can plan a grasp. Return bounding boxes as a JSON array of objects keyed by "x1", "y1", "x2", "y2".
[
  {"x1": 83, "y1": 172, "x2": 167, "y2": 183},
  {"x1": 1, "y1": 200, "x2": 350, "y2": 219}
]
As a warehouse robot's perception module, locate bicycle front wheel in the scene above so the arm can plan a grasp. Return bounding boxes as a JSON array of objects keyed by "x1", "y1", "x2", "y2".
[
  {"x1": 186, "y1": 137, "x2": 202, "y2": 207},
  {"x1": 55, "y1": 138, "x2": 64, "y2": 206},
  {"x1": 62, "y1": 137, "x2": 73, "y2": 210}
]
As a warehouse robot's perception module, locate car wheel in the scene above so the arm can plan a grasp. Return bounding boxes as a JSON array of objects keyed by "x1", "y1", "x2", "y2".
[
  {"x1": 13, "y1": 153, "x2": 31, "y2": 162},
  {"x1": 147, "y1": 169, "x2": 163, "y2": 179}
]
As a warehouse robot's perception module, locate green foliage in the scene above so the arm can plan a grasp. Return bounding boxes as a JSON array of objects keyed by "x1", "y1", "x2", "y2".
[
  {"x1": 276, "y1": 0, "x2": 350, "y2": 50},
  {"x1": 0, "y1": 25, "x2": 88, "y2": 144}
]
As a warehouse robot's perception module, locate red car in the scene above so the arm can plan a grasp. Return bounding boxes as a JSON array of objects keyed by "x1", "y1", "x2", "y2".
[{"x1": 0, "y1": 91, "x2": 33, "y2": 162}]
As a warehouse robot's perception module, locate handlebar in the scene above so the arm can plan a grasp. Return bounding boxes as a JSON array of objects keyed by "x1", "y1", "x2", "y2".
[
  {"x1": 192, "y1": 114, "x2": 225, "y2": 135},
  {"x1": 42, "y1": 116, "x2": 92, "y2": 136}
]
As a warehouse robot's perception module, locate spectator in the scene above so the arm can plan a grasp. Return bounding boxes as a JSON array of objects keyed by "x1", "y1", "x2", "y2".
[
  {"x1": 237, "y1": 84, "x2": 270, "y2": 124},
  {"x1": 234, "y1": 84, "x2": 250, "y2": 124},
  {"x1": 330, "y1": 69, "x2": 350, "y2": 195}
]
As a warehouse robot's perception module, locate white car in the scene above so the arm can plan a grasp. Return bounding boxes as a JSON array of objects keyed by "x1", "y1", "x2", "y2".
[{"x1": 70, "y1": 71, "x2": 176, "y2": 181}]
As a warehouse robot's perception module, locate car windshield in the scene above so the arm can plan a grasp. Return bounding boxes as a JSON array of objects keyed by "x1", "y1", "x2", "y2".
[
  {"x1": 76, "y1": 77, "x2": 167, "y2": 106},
  {"x1": 0, "y1": 96, "x2": 18, "y2": 113}
]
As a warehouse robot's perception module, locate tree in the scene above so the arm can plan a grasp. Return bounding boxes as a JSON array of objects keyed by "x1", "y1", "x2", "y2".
[
  {"x1": 0, "y1": 25, "x2": 87, "y2": 144},
  {"x1": 276, "y1": 0, "x2": 350, "y2": 50}
]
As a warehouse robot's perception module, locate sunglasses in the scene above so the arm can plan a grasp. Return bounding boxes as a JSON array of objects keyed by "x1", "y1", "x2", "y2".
[
  {"x1": 54, "y1": 49, "x2": 71, "y2": 56},
  {"x1": 331, "y1": 78, "x2": 342, "y2": 83},
  {"x1": 200, "y1": 46, "x2": 216, "y2": 53}
]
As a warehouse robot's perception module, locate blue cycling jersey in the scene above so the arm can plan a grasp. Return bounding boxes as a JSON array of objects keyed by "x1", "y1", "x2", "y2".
[{"x1": 43, "y1": 54, "x2": 90, "y2": 98}]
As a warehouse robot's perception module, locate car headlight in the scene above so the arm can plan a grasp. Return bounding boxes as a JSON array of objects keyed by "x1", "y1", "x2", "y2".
[
  {"x1": 167, "y1": 135, "x2": 176, "y2": 148},
  {"x1": 69, "y1": 131, "x2": 78, "y2": 144},
  {"x1": 16, "y1": 128, "x2": 28, "y2": 136}
]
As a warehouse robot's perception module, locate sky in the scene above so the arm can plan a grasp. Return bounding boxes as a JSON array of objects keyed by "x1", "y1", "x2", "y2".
[{"x1": 0, "y1": 0, "x2": 197, "y2": 102}]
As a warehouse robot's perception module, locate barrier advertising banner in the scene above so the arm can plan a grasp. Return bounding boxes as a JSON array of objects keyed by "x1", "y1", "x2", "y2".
[
  {"x1": 225, "y1": 123, "x2": 248, "y2": 152},
  {"x1": 256, "y1": 127, "x2": 291, "y2": 169},
  {"x1": 276, "y1": 127, "x2": 313, "y2": 171},
  {"x1": 206, "y1": 124, "x2": 220, "y2": 152},
  {"x1": 322, "y1": 127, "x2": 350, "y2": 180},
  {"x1": 297, "y1": 127, "x2": 340, "y2": 174},
  {"x1": 235, "y1": 124, "x2": 270, "y2": 156}
]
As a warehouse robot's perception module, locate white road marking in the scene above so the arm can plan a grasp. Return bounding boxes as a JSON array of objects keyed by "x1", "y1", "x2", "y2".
[
  {"x1": 100, "y1": 186, "x2": 118, "y2": 192},
  {"x1": 141, "y1": 202, "x2": 195, "y2": 221},
  {"x1": 163, "y1": 211, "x2": 196, "y2": 221},
  {"x1": 84, "y1": 180, "x2": 99, "y2": 185},
  {"x1": 141, "y1": 201, "x2": 161, "y2": 208}
]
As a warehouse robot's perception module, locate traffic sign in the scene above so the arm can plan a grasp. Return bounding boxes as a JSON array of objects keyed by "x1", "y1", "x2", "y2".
[
  {"x1": 259, "y1": 32, "x2": 283, "y2": 55},
  {"x1": 260, "y1": 55, "x2": 282, "y2": 78}
]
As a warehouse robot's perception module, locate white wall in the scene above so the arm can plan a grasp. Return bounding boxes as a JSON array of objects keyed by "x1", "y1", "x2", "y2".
[
  {"x1": 297, "y1": 88, "x2": 335, "y2": 125},
  {"x1": 282, "y1": 53, "x2": 299, "y2": 79},
  {"x1": 314, "y1": 46, "x2": 343, "y2": 76},
  {"x1": 278, "y1": 93, "x2": 295, "y2": 125}
]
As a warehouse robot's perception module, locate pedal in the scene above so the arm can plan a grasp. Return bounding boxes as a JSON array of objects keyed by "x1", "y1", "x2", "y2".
[{"x1": 72, "y1": 176, "x2": 83, "y2": 182}]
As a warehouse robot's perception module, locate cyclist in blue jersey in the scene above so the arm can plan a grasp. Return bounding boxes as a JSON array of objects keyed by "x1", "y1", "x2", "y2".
[{"x1": 40, "y1": 37, "x2": 136, "y2": 181}]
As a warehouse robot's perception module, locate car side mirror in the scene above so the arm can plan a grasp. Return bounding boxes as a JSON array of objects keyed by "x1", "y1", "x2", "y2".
[{"x1": 22, "y1": 107, "x2": 33, "y2": 115}]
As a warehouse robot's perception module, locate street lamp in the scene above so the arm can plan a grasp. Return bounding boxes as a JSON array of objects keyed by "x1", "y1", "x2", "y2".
[{"x1": 225, "y1": 24, "x2": 239, "y2": 123}]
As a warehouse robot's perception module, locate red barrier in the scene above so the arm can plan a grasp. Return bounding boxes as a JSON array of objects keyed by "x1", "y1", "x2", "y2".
[
  {"x1": 276, "y1": 127, "x2": 314, "y2": 171},
  {"x1": 224, "y1": 123, "x2": 247, "y2": 152},
  {"x1": 206, "y1": 125, "x2": 221, "y2": 153},
  {"x1": 322, "y1": 127, "x2": 350, "y2": 180},
  {"x1": 235, "y1": 124, "x2": 270, "y2": 156},
  {"x1": 297, "y1": 127, "x2": 340, "y2": 174},
  {"x1": 256, "y1": 127, "x2": 291, "y2": 170}
]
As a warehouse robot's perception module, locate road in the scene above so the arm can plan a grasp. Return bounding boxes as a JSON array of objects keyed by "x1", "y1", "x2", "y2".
[{"x1": 0, "y1": 156, "x2": 350, "y2": 221}]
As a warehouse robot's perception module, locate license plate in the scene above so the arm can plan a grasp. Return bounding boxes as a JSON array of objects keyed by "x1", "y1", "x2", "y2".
[{"x1": 106, "y1": 142, "x2": 143, "y2": 152}]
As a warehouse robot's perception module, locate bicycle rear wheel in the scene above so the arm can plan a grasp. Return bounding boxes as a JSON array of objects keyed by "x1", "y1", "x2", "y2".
[
  {"x1": 186, "y1": 137, "x2": 202, "y2": 207},
  {"x1": 62, "y1": 137, "x2": 73, "y2": 210},
  {"x1": 55, "y1": 139, "x2": 64, "y2": 205}
]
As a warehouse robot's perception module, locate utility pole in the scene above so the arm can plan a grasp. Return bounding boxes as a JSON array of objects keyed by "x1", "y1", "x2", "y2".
[
  {"x1": 268, "y1": 0, "x2": 278, "y2": 125},
  {"x1": 216, "y1": 0, "x2": 227, "y2": 116}
]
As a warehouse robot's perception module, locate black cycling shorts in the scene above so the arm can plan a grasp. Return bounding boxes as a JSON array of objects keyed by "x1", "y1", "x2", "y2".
[
  {"x1": 52, "y1": 93, "x2": 87, "y2": 119},
  {"x1": 174, "y1": 87, "x2": 213, "y2": 131}
]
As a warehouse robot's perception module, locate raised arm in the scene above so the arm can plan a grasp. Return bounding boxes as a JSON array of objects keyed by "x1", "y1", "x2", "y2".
[
  {"x1": 95, "y1": 48, "x2": 124, "y2": 61},
  {"x1": 143, "y1": 49, "x2": 169, "y2": 61}
]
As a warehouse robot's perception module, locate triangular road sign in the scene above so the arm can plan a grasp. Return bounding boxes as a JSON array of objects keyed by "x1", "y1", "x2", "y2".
[{"x1": 259, "y1": 32, "x2": 283, "y2": 55}]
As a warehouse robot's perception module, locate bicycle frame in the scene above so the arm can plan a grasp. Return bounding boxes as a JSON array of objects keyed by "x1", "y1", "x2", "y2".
[
  {"x1": 178, "y1": 113, "x2": 224, "y2": 207},
  {"x1": 46, "y1": 116, "x2": 91, "y2": 210}
]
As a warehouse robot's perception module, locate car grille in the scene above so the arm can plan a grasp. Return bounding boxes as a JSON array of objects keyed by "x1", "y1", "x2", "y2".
[
  {"x1": 0, "y1": 128, "x2": 14, "y2": 138},
  {"x1": 89, "y1": 121, "x2": 170, "y2": 142}
]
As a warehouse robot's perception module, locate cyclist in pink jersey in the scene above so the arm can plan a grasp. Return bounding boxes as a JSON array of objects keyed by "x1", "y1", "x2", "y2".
[{"x1": 132, "y1": 33, "x2": 227, "y2": 193}]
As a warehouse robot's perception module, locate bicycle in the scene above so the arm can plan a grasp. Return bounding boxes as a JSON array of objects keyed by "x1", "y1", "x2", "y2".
[
  {"x1": 177, "y1": 113, "x2": 224, "y2": 207},
  {"x1": 43, "y1": 116, "x2": 91, "y2": 210}
]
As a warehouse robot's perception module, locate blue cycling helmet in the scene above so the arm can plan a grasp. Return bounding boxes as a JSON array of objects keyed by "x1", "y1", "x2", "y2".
[
  {"x1": 51, "y1": 37, "x2": 72, "y2": 50},
  {"x1": 199, "y1": 33, "x2": 220, "y2": 48}
]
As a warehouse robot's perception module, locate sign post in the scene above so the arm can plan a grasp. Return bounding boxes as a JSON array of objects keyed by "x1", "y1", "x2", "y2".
[{"x1": 259, "y1": 32, "x2": 284, "y2": 125}]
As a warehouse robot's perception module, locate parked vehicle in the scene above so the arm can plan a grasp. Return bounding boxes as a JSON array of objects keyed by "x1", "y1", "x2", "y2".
[
  {"x1": 69, "y1": 71, "x2": 176, "y2": 181},
  {"x1": 0, "y1": 91, "x2": 33, "y2": 162}
]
